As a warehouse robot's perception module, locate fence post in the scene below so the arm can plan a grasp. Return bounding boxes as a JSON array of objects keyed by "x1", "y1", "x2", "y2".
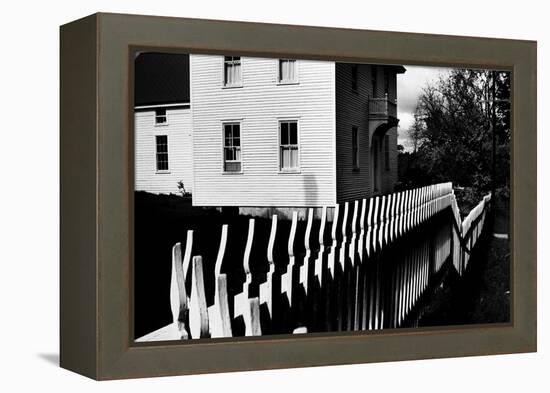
[
  {"x1": 335, "y1": 202, "x2": 349, "y2": 330},
  {"x1": 312, "y1": 206, "x2": 327, "y2": 332},
  {"x1": 326, "y1": 204, "x2": 340, "y2": 331},
  {"x1": 361, "y1": 198, "x2": 374, "y2": 330},
  {"x1": 314, "y1": 207, "x2": 327, "y2": 287},
  {"x1": 260, "y1": 214, "x2": 278, "y2": 325},
  {"x1": 170, "y1": 242, "x2": 189, "y2": 339},
  {"x1": 281, "y1": 211, "x2": 298, "y2": 307},
  {"x1": 354, "y1": 199, "x2": 366, "y2": 330},
  {"x1": 234, "y1": 218, "x2": 261, "y2": 336},
  {"x1": 189, "y1": 255, "x2": 210, "y2": 339},
  {"x1": 208, "y1": 224, "x2": 232, "y2": 338},
  {"x1": 300, "y1": 208, "x2": 314, "y2": 296}
]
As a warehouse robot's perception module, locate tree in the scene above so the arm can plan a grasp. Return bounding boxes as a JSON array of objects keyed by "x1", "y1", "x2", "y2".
[{"x1": 398, "y1": 69, "x2": 510, "y2": 213}]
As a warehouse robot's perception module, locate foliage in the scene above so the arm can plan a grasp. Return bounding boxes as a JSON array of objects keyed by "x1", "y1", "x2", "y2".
[
  {"x1": 176, "y1": 181, "x2": 192, "y2": 197},
  {"x1": 398, "y1": 69, "x2": 510, "y2": 212}
]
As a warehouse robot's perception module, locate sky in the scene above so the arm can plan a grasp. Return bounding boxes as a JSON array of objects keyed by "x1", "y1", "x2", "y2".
[{"x1": 396, "y1": 65, "x2": 452, "y2": 151}]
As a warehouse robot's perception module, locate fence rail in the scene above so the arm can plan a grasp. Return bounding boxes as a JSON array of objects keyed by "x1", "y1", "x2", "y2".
[{"x1": 137, "y1": 182, "x2": 491, "y2": 342}]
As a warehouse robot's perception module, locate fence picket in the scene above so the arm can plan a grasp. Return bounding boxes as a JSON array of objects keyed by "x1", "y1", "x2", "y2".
[
  {"x1": 189, "y1": 256, "x2": 209, "y2": 339},
  {"x1": 299, "y1": 208, "x2": 314, "y2": 295},
  {"x1": 328, "y1": 204, "x2": 340, "y2": 279},
  {"x1": 140, "y1": 183, "x2": 494, "y2": 341},
  {"x1": 281, "y1": 211, "x2": 298, "y2": 307},
  {"x1": 314, "y1": 207, "x2": 327, "y2": 287},
  {"x1": 208, "y1": 225, "x2": 232, "y2": 338},
  {"x1": 260, "y1": 214, "x2": 278, "y2": 322},
  {"x1": 234, "y1": 218, "x2": 260, "y2": 336},
  {"x1": 170, "y1": 242, "x2": 188, "y2": 339}
]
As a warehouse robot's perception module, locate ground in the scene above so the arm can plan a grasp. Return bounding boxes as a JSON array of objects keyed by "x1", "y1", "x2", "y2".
[{"x1": 418, "y1": 205, "x2": 510, "y2": 326}]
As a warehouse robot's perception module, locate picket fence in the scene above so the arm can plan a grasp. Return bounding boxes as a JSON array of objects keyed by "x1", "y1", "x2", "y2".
[{"x1": 137, "y1": 182, "x2": 491, "y2": 342}]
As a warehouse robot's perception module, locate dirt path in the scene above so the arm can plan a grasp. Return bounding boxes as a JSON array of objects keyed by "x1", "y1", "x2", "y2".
[{"x1": 418, "y1": 209, "x2": 510, "y2": 327}]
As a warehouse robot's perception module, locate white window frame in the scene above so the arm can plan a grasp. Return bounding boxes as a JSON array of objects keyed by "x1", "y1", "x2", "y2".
[
  {"x1": 221, "y1": 121, "x2": 243, "y2": 174},
  {"x1": 277, "y1": 59, "x2": 299, "y2": 85},
  {"x1": 278, "y1": 119, "x2": 300, "y2": 173},
  {"x1": 155, "y1": 134, "x2": 170, "y2": 173},
  {"x1": 154, "y1": 108, "x2": 168, "y2": 126},
  {"x1": 222, "y1": 56, "x2": 242, "y2": 88}
]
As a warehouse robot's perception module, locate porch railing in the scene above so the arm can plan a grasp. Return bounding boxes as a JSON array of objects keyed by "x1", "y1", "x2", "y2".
[{"x1": 369, "y1": 94, "x2": 397, "y2": 118}]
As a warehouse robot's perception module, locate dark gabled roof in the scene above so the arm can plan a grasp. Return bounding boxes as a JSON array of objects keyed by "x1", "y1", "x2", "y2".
[{"x1": 134, "y1": 52, "x2": 190, "y2": 107}]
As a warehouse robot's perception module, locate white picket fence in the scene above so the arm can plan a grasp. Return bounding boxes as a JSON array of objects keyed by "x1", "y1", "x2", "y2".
[{"x1": 137, "y1": 182, "x2": 491, "y2": 342}]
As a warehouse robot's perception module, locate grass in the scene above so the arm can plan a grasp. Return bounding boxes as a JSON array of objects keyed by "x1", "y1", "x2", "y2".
[{"x1": 418, "y1": 206, "x2": 510, "y2": 326}]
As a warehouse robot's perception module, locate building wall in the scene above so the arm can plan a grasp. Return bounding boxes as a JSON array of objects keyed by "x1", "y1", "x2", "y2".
[
  {"x1": 191, "y1": 54, "x2": 336, "y2": 207},
  {"x1": 134, "y1": 106, "x2": 193, "y2": 194},
  {"x1": 381, "y1": 126, "x2": 399, "y2": 194},
  {"x1": 335, "y1": 63, "x2": 399, "y2": 202},
  {"x1": 335, "y1": 63, "x2": 372, "y2": 202}
]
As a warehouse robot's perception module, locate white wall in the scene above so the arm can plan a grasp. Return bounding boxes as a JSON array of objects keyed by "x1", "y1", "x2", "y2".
[
  {"x1": 1, "y1": 1, "x2": 545, "y2": 392},
  {"x1": 134, "y1": 107, "x2": 193, "y2": 194},
  {"x1": 191, "y1": 54, "x2": 336, "y2": 207}
]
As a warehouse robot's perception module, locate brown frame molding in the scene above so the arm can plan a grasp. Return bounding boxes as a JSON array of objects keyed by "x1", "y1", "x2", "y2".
[{"x1": 60, "y1": 12, "x2": 536, "y2": 380}]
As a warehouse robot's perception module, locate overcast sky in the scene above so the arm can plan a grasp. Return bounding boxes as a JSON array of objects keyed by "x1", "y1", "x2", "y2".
[{"x1": 396, "y1": 65, "x2": 452, "y2": 151}]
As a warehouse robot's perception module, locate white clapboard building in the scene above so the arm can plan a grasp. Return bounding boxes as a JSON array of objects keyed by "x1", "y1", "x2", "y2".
[
  {"x1": 135, "y1": 53, "x2": 405, "y2": 208},
  {"x1": 191, "y1": 55, "x2": 405, "y2": 208},
  {"x1": 134, "y1": 53, "x2": 193, "y2": 195}
]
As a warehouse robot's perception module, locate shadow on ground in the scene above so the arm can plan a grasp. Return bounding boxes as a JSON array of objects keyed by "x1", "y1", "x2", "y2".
[
  {"x1": 38, "y1": 353, "x2": 59, "y2": 366},
  {"x1": 418, "y1": 206, "x2": 510, "y2": 326}
]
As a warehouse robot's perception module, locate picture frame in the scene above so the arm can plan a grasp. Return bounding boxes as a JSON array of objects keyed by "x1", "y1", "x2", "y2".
[{"x1": 60, "y1": 12, "x2": 536, "y2": 380}]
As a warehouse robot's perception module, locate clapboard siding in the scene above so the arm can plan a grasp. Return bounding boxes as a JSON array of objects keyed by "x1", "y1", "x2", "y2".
[
  {"x1": 335, "y1": 63, "x2": 399, "y2": 201},
  {"x1": 135, "y1": 107, "x2": 193, "y2": 194},
  {"x1": 335, "y1": 63, "x2": 372, "y2": 202},
  {"x1": 191, "y1": 55, "x2": 336, "y2": 207}
]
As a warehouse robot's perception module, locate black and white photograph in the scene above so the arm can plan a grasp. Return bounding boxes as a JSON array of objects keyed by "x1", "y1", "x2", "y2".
[{"x1": 133, "y1": 52, "x2": 511, "y2": 342}]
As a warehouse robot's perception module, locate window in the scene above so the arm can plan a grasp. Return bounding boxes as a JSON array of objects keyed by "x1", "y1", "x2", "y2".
[
  {"x1": 371, "y1": 66, "x2": 378, "y2": 97},
  {"x1": 278, "y1": 59, "x2": 297, "y2": 83},
  {"x1": 155, "y1": 108, "x2": 167, "y2": 125},
  {"x1": 352, "y1": 126, "x2": 359, "y2": 170},
  {"x1": 384, "y1": 69, "x2": 390, "y2": 96},
  {"x1": 384, "y1": 134, "x2": 390, "y2": 170},
  {"x1": 279, "y1": 120, "x2": 299, "y2": 171},
  {"x1": 224, "y1": 56, "x2": 242, "y2": 86},
  {"x1": 351, "y1": 64, "x2": 358, "y2": 92},
  {"x1": 155, "y1": 135, "x2": 169, "y2": 171},
  {"x1": 223, "y1": 123, "x2": 241, "y2": 172}
]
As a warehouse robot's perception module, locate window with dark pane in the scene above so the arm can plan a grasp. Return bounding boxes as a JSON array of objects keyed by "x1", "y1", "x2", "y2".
[
  {"x1": 223, "y1": 123, "x2": 241, "y2": 172},
  {"x1": 384, "y1": 69, "x2": 390, "y2": 96},
  {"x1": 155, "y1": 135, "x2": 169, "y2": 171},
  {"x1": 155, "y1": 108, "x2": 167, "y2": 124},
  {"x1": 352, "y1": 126, "x2": 359, "y2": 170},
  {"x1": 280, "y1": 120, "x2": 299, "y2": 170},
  {"x1": 351, "y1": 64, "x2": 358, "y2": 92},
  {"x1": 279, "y1": 59, "x2": 297, "y2": 83},
  {"x1": 224, "y1": 56, "x2": 242, "y2": 86}
]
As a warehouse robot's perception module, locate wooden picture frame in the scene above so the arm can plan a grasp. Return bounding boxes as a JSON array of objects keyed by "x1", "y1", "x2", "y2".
[{"x1": 60, "y1": 12, "x2": 537, "y2": 380}]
